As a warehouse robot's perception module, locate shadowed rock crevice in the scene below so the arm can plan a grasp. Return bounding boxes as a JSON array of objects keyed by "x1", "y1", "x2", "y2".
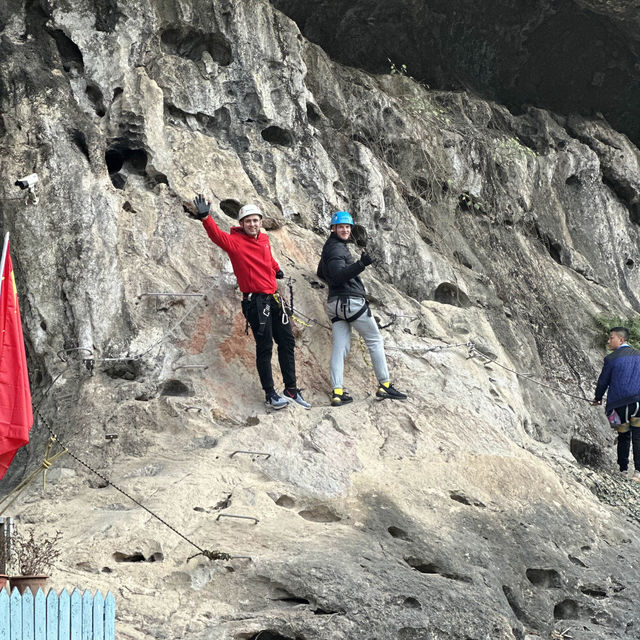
[
  {"x1": 48, "y1": 28, "x2": 84, "y2": 74},
  {"x1": 404, "y1": 556, "x2": 472, "y2": 583},
  {"x1": 160, "y1": 26, "x2": 233, "y2": 65}
]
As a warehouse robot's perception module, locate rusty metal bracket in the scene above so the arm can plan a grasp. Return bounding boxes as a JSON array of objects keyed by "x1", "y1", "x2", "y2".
[
  {"x1": 215, "y1": 514, "x2": 259, "y2": 525},
  {"x1": 229, "y1": 450, "x2": 271, "y2": 460}
]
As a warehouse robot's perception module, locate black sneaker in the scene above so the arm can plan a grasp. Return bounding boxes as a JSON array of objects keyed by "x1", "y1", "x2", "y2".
[
  {"x1": 331, "y1": 390, "x2": 353, "y2": 406},
  {"x1": 376, "y1": 383, "x2": 407, "y2": 400},
  {"x1": 283, "y1": 388, "x2": 311, "y2": 409},
  {"x1": 265, "y1": 390, "x2": 289, "y2": 410}
]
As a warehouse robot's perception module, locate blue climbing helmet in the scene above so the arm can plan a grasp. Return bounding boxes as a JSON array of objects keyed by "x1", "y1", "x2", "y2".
[{"x1": 330, "y1": 211, "x2": 354, "y2": 226}]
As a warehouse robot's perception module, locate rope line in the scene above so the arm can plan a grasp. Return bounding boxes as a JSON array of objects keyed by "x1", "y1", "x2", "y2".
[
  {"x1": 468, "y1": 344, "x2": 591, "y2": 402},
  {"x1": 32, "y1": 406, "x2": 231, "y2": 561}
]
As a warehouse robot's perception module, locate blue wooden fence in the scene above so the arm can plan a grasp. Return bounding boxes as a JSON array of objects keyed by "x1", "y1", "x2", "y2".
[{"x1": 0, "y1": 589, "x2": 115, "y2": 640}]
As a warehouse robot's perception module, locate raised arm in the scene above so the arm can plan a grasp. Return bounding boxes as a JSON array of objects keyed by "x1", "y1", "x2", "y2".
[{"x1": 191, "y1": 194, "x2": 235, "y2": 254}]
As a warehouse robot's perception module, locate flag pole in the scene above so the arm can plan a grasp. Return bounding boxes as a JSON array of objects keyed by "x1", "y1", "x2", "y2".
[{"x1": 0, "y1": 232, "x2": 9, "y2": 303}]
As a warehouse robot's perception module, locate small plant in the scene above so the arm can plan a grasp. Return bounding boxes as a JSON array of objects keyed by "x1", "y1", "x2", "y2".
[
  {"x1": 10, "y1": 529, "x2": 63, "y2": 576},
  {"x1": 595, "y1": 315, "x2": 640, "y2": 349},
  {"x1": 387, "y1": 57, "x2": 409, "y2": 77}
]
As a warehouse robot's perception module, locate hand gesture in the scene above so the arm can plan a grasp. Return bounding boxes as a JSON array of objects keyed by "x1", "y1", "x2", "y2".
[
  {"x1": 191, "y1": 194, "x2": 211, "y2": 220},
  {"x1": 360, "y1": 251, "x2": 373, "y2": 267}
]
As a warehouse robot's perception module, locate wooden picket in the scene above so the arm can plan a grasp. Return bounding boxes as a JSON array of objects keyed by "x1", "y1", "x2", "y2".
[{"x1": 0, "y1": 590, "x2": 114, "y2": 640}]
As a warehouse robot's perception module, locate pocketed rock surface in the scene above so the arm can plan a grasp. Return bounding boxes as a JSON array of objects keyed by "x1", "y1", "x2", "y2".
[{"x1": 1, "y1": 1, "x2": 640, "y2": 638}]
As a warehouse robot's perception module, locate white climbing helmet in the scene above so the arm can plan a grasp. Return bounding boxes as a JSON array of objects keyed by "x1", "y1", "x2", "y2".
[{"x1": 238, "y1": 203, "x2": 263, "y2": 221}]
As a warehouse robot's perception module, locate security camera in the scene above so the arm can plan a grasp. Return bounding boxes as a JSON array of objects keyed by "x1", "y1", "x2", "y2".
[{"x1": 15, "y1": 173, "x2": 38, "y2": 190}]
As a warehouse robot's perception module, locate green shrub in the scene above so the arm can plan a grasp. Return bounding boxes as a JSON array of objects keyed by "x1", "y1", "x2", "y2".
[{"x1": 595, "y1": 315, "x2": 640, "y2": 349}]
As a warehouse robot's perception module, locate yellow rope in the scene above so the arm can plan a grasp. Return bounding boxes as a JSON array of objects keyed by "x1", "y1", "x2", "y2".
[
  {"x1": 0, "y1": 437, "x2": 68, "y2": 515},
  {"x1": 273, "y1": 293, "x2": 312, "y2": 327},
  {"x1": 359, "y1": 335, "x2": 372, "y2": 367}
]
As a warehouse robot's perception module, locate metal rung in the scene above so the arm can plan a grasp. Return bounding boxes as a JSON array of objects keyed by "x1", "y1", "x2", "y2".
[
  {"x1": 57, "y1": 347, "x2": 94, "y2": 362},
  {"x1": 229, "y1": 450, "x2": 271, "y2": 460},
  {"x1": 172, "y1": 364, "x2": 209, "y2": 371},
  {"x1": 216, "y1": 514, "x2": 259, "y2": 524},
  {"x1": 138, "y1": 292, "x2": 205, "y2": 298}
]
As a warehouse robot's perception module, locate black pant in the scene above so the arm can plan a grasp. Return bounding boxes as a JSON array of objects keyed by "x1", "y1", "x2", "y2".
[
  {"x1": 242, "y1": 294, "x2": 296, "y2": 393},
  {"x1": 616, "y1": 402, "x2": 640, "y2": 471}
]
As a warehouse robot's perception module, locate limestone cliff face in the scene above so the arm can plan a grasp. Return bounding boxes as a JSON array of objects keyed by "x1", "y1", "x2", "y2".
[
  {"x1": 0, "y1": 1, "x2": 639, "y2": 639},
  {"x1": 271, "y1": 0, "x2": 640, "y2": 148}
]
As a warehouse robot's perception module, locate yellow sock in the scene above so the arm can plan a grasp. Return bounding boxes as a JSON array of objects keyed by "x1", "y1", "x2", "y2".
[
  {"x1": 333, "y1": 388, "x2": 343, "y2": 395},
  {"x1": 381, "y1": 381, "x2": 390, "y2": 388}
]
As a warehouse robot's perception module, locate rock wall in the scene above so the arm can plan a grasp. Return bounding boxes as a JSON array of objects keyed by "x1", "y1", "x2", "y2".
[
  {"x1": 1, "y1": 1, "x2": 639, "y2": 638},
  {"x1": 271, "y1": 0, "x2": 640, "y2": 148}
]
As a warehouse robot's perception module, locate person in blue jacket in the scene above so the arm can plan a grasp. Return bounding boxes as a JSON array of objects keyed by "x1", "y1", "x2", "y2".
[{"x1": 592, "y1": 327, "x2": 640, "y2": 480}]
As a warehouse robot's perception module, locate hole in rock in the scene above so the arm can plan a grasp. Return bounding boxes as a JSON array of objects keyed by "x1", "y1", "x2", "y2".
[
  {"x1": 160, "y1": 27, "x2": 232, "y2": 65},
  {"x1": 570, "y1": 438, "x2": 605, "y2": 468},
  {"x1": 101, "y1": 567, "x2": 112, "y2": 573},
  {"x1": 387, "y1": 526, "x2": 411, "y2": 540},
  {"x1": 568, "y1": 554, "x2": 587, "y2": 568},
  {"x1": 402, "y1": 597, "x2": 422, "y2": 609},
  {"x1": 307, "y1": 103, "x2": 322, "y2": 124},
  {"x1": 105, "y1": 145, "x2": 148, "y2": 175},
  {"x1": 449, "y1": 490, "x2": 486, "y2": 508},
  {"x1": 113, "y1": 550, "x2": 163, "y2": 563},
  {"x1": 275, "y1": 495, "x2": 295, "y2": 508},
  {"x1": 298, "y1": 505, "x2": 341, "y2": 523},
  {"x1": 526, "y1": 568, "x2": 562, "y2": 588},
  {"x1": 160, "y1": 379, "x2": 193, "y2": 397},
  {"x1": 213, "y1": 494, "x2": 232, "y2": 510},
  {"x1": 553, "y1": 598, "x2": 579, "y2": 620},
  {"x1": 70, "y1": 129, "x2": 90, "y2": 160},
  {"x1": 261, "y1": 126, "x2": 294, "y2": 147},
  {"x1": 453, "y1": 250, "x2": 473, "y2": 269},
  {"x1": 565, "y1": 175, "x2": 580, "y2": 186},
  {"x1": 49, "y1": 29, "x2": 84, "y2": 74},
  {"x1": 220, "y1": 199, "x2": 241, "y2": 219},
  {"x1": 404, "y1": 557, "x2": 471, "y2": 582},
  {"x1": 85, "y1": 82, "x2": 106, "y2": 117},
  {"x1": 245, "y1": 416, "x2": 260, "y2": 426},
  {"x1": 580, "y1": 585, "x2": 607, "y2": 598},
  {"x1": 434, "y1": 282, "x2": 471, "y2": 308},
  {"x1": 273, "y1": 596, "x2": 309, "y2": 605},
  {"x1": 103, "y1": 360, "x2": 141, "y2": 381},
  {"x1": 626, "y1": 258, "x2": 634, "y2": 267},
  {"x1": 113, "y1": 552, "x2": 145, "y2": 563},
  {"x1": 242, "y1": 632, "x2": 298, "y2": 640}
]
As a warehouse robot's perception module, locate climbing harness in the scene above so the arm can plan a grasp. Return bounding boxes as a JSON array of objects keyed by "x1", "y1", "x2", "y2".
[{"x1": 329, "y1": 296, "x2": 371, "y2": 324}]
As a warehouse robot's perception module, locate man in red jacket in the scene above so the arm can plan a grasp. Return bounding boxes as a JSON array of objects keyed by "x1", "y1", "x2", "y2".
[{"x1": 192, "y1": 195, "x2": 310, "y2": 410}]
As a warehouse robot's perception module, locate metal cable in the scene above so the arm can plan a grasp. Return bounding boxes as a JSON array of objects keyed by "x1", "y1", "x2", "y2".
[{"x1": 32, "y1": 406, "x2": 230, "y2": 560}]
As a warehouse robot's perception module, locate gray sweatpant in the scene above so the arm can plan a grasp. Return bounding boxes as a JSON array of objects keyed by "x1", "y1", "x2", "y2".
[{"x1": 325, "y1": 296, "x2": 389, "y2": 389}]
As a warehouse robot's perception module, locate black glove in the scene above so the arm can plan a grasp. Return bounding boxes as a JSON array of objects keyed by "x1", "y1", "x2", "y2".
[
  {"x1": 360, "y1": 251, "x2": 373, "y2": 267},
  {"x1": 191, "y1": 194, "x2": 211, "y2": 220},
  {"x1": 275, "y1": 270, "x2": 284, "y2": 279}
]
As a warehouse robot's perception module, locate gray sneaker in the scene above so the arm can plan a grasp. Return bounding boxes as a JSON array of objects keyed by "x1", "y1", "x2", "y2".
[
  {"x1": 265, "y1": 390, "x2": 289, "y2": 410},
  {"x1": 632, "y1": 470, "x2": 640, "y2": 482},
  {"x1": 283, "y1": 388, "x2": 311, "y2": 409}
]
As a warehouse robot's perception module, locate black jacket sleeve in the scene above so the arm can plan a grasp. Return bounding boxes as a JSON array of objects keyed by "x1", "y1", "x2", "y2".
[{"x1": 324, "y1": 251, "x2": 365, "y2": 286}]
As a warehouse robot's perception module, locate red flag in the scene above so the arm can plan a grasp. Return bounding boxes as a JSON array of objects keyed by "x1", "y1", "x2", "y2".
[{"x1": 0, "y1": 234, "x2": 33, "y2": 479}]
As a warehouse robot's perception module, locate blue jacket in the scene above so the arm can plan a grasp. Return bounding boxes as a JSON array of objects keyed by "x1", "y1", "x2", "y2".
[{"x1": 595, "y1": 345, "x2": 640, "y2": 413}]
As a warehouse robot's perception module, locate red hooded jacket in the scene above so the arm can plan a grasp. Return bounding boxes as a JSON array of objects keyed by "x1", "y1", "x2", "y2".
[{"x1": 202, "y1": 216, "x2": 280, "y2": 294}]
